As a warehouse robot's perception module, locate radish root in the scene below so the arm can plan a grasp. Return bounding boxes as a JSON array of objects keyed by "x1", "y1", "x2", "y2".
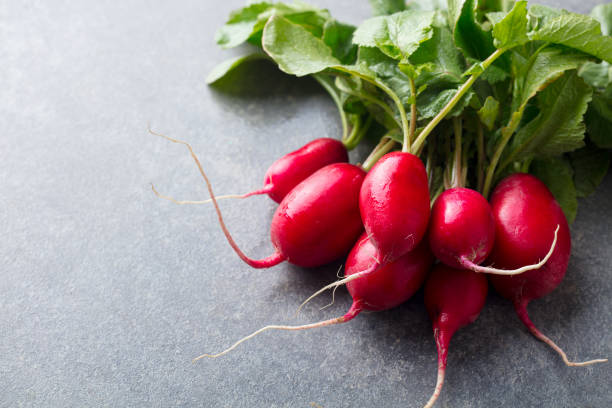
[
  {"x1": 151, "y1": 184, "x2": 270, "y2": 205},
  {"x1": 423, "y1": 366, "x2": 445, "y2": 408},
  {"x1": 460, "y1": 225, "x2": 559, "y2": 276},
  {"x1": 194, "y1": 302, "x2": 362, "y2": 361},
  {"x1": 514, "y1": 300, "x2": 608, "y2": 367},
  {"x1": 151, "y1": 127, "x2": 286, "y2": 269},
  {"x1": 296, "y1": 262, "x2": 378, "y2": 315}
]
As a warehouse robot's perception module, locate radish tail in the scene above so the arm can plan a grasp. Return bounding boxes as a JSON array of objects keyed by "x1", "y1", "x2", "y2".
[
  {"x1": 151, "y1": 184, "x2": 272, "y2": 205},
  {"x1": 194, "y1": 301, "x2": 363, "y2": 361},
  {"x1": 151, "y1": 128, "x2": 286, "y2": 269},
  {"x1": 296, "y1": 262, "x2": 379, "y2": 315},
  {"x1": 424, "y1": 328, "x2": 449, "y2": 408},
  {"x1": 460, "y1": 225, "x2": 559, "y2": 276},
  {"x1": 514, "y1": 300, "x2": 607, "y2": 367}
]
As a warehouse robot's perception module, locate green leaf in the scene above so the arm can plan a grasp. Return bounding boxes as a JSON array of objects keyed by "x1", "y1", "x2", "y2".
[
  {"x1": 512, "y1": 47, "x2": 591, "y2": 113},
  {"x1": 478, "y1": 96, "x2": 500, "y2": 130},
  {"x1": 322, "y1": 20, "x2": 358, "y2": 64},
  {"x1": 353, "y1": 10, "x2": 435, "y2": 60},
  {"x1": 528, "y1": 8, "x2": 612, "y2": 63},
  {"x1": 510, "y1": 71, "x2": 592, "y2": 158},
  {"x1": 215, "y1": 2, "x2": 274, "y2": 48},
  {"x1": 215, "y1": 2, "x2": 333, "y2": 49},
  {"x1": 262, "y1": 16, "x2": 340, "y2": 77},
  {"x1": 368, "y1": 0, "x2": 406, "y2": 16},
  {"x1": 570, "y1": 145, "x2": 611, "y2": 198},
  {"x1": 417, "y1": 87, "x2": 474, "y2": 118},
  {"x1": 206, "y1": 53, "x2": 268, "y2": 84},
  {"x1": 448, "y1": 0, "x2": 496, "y2": 60},
  {"x1": 410, "y1": 23, "x2": 465, "y2": 83},
  {"x1": 530, "y1": 157, "x2": 577, "y2": 223},
  {"x1": 591, "y1": 3, "x2": 612, "y2": 36},
  {"x1": 578, "y1": 61, "x2": 612, "y2": 89},
  {"x1": 479, "y1": 0, "x2": 516, "y2": 14},
  {"x1": 491, "y1": 0, "x2": 528, "y2": 49},
  {"x1": 586, "y1": 91, "x2": 612, "y2": 148}
]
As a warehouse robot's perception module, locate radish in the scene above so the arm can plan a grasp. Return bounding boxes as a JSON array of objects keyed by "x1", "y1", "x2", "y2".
[
  {"x1": 195, "y1": 233, "x2": 433, "y2": 360},
  {"x1": 359, "y1": 151, "x2": 431, "y2": 264},
  {"x1": 155, "y1": 131, "x2": 365, "y2": 268},
  {"x1": 428, "y1": 187, "x2": 559, "y2": 275},
  {"x1": 152, "y1": 135, "x2": 348, "y2": 204},
  {"x1": 487, "y1": 173, "x2": 607, "y2": 366},
  {"x1": 423, "y1": 265, "x2": 488, "y2": 408}
]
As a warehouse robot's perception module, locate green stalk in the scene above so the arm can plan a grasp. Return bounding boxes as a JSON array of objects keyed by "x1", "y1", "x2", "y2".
[
  {"x1": 452, "y1": 117, "x2": 462, "y2": 188},
  {"x1": 334, "y1": 78, "x2": 400, "y2": 127},
  {"x1": 407, "y1": 77, "x2": 417, "y2": 152},
  {"x1": 313, "y1": 73, "x2": 349, "y2": 142},
  {"x1": 411, "y1": 48, "x2": 505, "y2": 155},
  {"x1": 344, "y1": 115, "x2": 373, "y2": 150},
  {"x1": 334, "y1": 67, "x2": 410, "y2": 153},
  {"x1": 362, "y1": 135, "x2": 397, "y2": 171},
  {"x1": 476, "y1": 121, "x2": 485, "y2": 193}
]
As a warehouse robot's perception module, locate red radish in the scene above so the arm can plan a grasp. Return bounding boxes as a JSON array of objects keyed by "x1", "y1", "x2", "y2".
[
  {"x1": 345, "y1": 233, "x2": 433, "y2": 311},
  {"x1": 423, "y1": 265, "x2": 488, "y2": 408},
  {"x1": 267, "y1": 163, "x2": 365, "y2": 267},
  {"x1": 428, "y1": 187, "x2": 559, "y2": 275},
  {"x1": 155, "y1": 131, "x2": 365, "y2": 269},
  {"x1": 487, "y1": 173, "x2": 607, "y2": 366},
  {"x1": 359, "y1": 151, "x2": 430, "y2": 264},
  {"x1": 152, "y1": 136, "x2": 348, "y2": 204},
  {"x1": 195, "y1": 233, "x2": 433, "y2": 360},
  {"x1": 255, "y1": 137, "x2": 349, "y2": 203}
]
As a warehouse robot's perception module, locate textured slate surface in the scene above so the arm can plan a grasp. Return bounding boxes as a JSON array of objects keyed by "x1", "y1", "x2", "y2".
[{"x1": 1, "y1": 0, "x2": 610, "y2": 407}]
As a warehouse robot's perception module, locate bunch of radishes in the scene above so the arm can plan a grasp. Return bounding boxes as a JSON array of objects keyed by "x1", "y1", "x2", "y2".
[
  {"x1": 153, "y1": 0, "x2": 611, "y2": 406},
  {"x1": 154, "y1": 130, "x2": 605, "y2": 407}
]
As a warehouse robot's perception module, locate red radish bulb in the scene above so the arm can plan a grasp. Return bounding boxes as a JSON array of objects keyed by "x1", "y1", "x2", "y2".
[
  {"x1": 196, "y1": 233, "x2": 433, "y2": 360},
  {"x1": 345, "y1": 233, "x2": 433, "y2": 311},
  {"x1": 423, "y1": 265, "x2": 488, "y2": 408},
  {"x1": 359, "y1": 152, "x2": 430, "y2": 263},
  {"x1": 261, "y1": 138, "x2": 349, "y2": 203},
  {"x1": 268, "y1": 163, "x2": 365, "y2": 267},
  {"x1": 488, "y1": 173, "x2": 607, "y2": 366},
  {"x1": 429, "y1": 188, "x2": 495, "y2": 269}
]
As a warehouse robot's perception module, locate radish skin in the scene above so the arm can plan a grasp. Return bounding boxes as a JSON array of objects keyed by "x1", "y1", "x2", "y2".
[
  {"x1": 359, "y1": 151, "x2": 431, "y2": 263},
  {"x1": 488, "y1": 173, "x2": 607, "y2": 366}
]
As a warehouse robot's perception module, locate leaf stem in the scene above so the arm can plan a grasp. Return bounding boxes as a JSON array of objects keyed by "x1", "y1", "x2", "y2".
[
  {"x1": 344, "y1": 115, "x2": 373, "y2": 150},
  {"x1": 362, "y1": 134, "x2": 397, "y2": 171},
  {"x1": 334, "y1": 67, "x2": 410, "y2": 154},
  {"x1": 313, "y1": 73, "x2": 349, "y2": 142},
  {"x1": 406, "y1": 77, "x2": 417, "y2": 152},
  {"x1": 482, "y1": 106, "x2": 526, "y2": 198},
  {"x1": 452, "y1": 117, "x2": 462, "y2": 188},
  {"x1": 411, "y1": 48, "x2": 505, "y2": 155},
  {"x1": 476, "y1": 121, "x2": 485, "y2": 192},
  {"x1": 334, "y1": 78, "x2": 400, "y2": 127}
]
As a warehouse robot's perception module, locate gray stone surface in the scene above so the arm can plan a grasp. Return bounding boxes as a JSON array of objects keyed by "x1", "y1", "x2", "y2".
[{"x1": 1, "y1": 0, "x2": 610, "y2": 407}]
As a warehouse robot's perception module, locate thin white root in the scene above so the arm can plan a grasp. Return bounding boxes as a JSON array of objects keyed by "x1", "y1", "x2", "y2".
[
  {"x1": 296, "y1": 267, "x2": 374, "y2": 316},
  {"x1": 320, "y1": 284, "x2": 340, "y2": 311},
  {"x1": 151, "y1": 184, "x2": 244, "y2": 204},
  {"x1": 531, "y1": 329, "x2": 608, "y2": 367},
  {"x1": 423, "y1": 367, "x2": 445, "y2": 408},
  {"x1": 193, "y1": 317, "x2": 346, "y2": 361},
  {"x1": 462, "y1": 225, "x2": 560, "y2": 276}
]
